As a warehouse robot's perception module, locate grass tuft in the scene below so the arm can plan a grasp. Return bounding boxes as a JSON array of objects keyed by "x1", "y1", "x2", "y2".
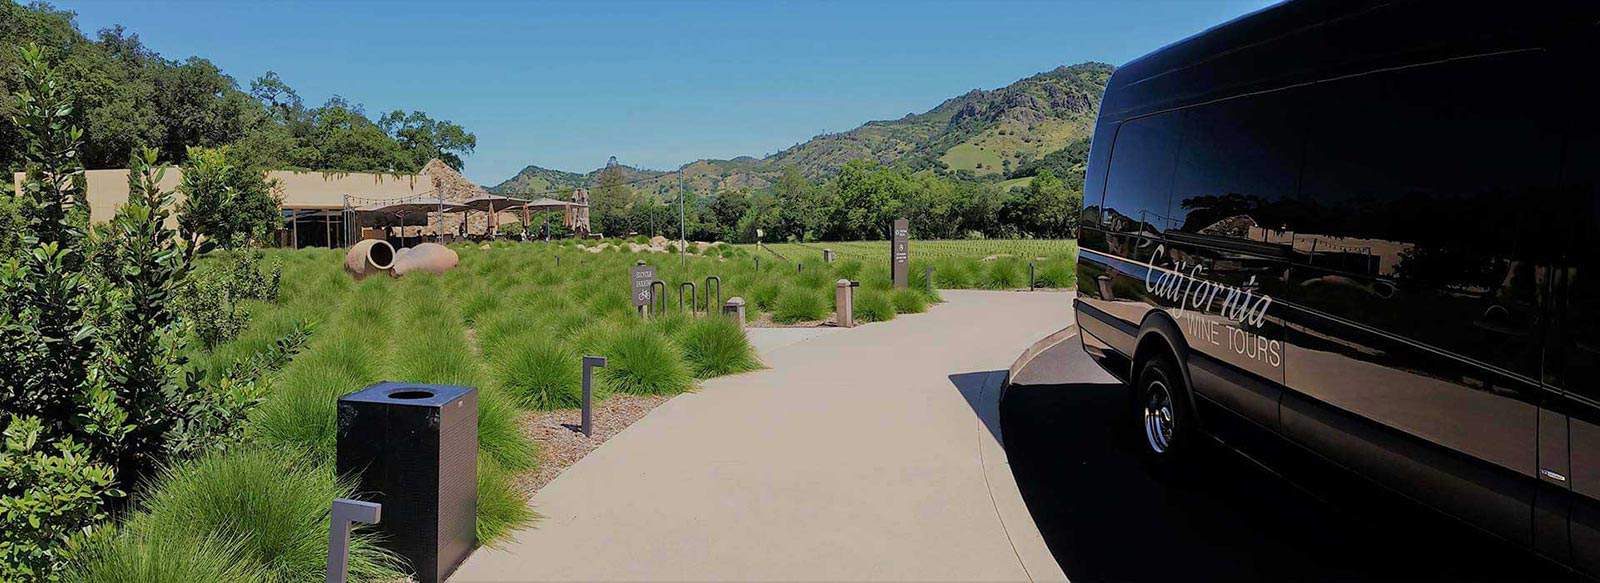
[
  {"x1": 891, "y1": 288, "x2": 928, "y2": 313},
  {"x1": 774, "y1": 285, "x2": 826, "y2": 323},
  {"x1": 495, "y1": 335, "x2": 582, "y2": 410},
  {"x1": 677, "y1": 316, "x2": 759, "y2": 378},
  {"x1": 853, "y1": 289, "x2": 896, "y2": 323},
  {"x1": 128, "y1": 447, "x2": 403, "y2": 583},
  {"x1": 601, "y1": 326, "x2": 693, "y2": 395}
]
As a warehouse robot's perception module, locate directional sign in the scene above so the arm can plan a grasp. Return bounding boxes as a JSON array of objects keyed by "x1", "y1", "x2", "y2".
[
  {"x1": 891, "y1": 218, "x2": 909, "y2": 289},
  {"x1": 631, "y1": 263, "x2": 657, "y2": 307}
]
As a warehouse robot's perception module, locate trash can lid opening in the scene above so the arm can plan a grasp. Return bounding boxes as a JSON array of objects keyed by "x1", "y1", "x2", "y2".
[{"x1": 388, "y1": 389, "x2": 436, "y2": 400}]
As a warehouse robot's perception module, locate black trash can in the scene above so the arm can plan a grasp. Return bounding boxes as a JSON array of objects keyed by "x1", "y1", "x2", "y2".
[{"x1": 337, "y1": 382, "x2": 477, "y2": 583}]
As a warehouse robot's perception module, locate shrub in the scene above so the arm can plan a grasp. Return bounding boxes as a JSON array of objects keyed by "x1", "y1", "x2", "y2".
[
  {"x1": 129, "y1": 447, "x2": 402, "y2": 583},
  {"x1": 853, "y1": 289, "x2": 895, "y2": 323},
  {"x1": 677, "y1": 316, "x2": 759, "y2": 378},
  {"x1": 774, "y1": 285, "x2": 826, "y2": 323},
  {"x1": 495, "y1": 336, "x2": 582, "y2": 410},
  {"x1": 0, "y1": 417, "x2": 119, "y2": 582},
  {"x1": 601, "y1": 327, "x2": 692, "y2": 395},
  {"x1": 891, "y1": 288, "x2": 929, "y2": 314},
  {"x1": 177, "y1": 273, "x2": 251, "y2": 350}
]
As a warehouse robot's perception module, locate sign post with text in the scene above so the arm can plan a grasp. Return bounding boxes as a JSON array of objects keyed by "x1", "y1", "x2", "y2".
[
  {"x1": 631, "y1": 261, "x2": 657, "y2": 316},
  {"x1": 891, "y1": 218, "x2": 909, "y2": 289}
]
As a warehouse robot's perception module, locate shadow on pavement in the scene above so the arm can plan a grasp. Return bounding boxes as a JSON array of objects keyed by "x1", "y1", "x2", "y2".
[{"x1": 995, "y1": 340, "x2": 1574, "y2": 583}]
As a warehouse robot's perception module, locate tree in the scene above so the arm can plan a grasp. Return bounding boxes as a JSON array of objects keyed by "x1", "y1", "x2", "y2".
[
  {"x1": 590, "y1": 161, "x2": 634, "y2": 236},
  {"x1": 171, "y1": 146, "x2": 281, "y2": 249},
  {"x1": 379, "y1": 109, "x2": 477, "y2": 170},
  {"x1": 708, "y1": 190, "x2": 750, "y2": 241}
]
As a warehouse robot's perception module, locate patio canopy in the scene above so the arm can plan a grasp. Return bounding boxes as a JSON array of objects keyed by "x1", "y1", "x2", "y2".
[
  {"x1": 356, "y1": 196, "x2": 465, "y2": 226},
  {"x1": 457, "y1": 195, "x2": 589, "y2": 213}
]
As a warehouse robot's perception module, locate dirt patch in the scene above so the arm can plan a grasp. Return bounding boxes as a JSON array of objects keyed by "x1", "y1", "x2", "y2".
[{"x1": 513, "y1": 393, "x2": 672, "y2": 494}]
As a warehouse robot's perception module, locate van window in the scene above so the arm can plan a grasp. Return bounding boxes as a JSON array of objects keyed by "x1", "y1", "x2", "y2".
[
  {"x1": 1169, "y1": 90, "x2": 1307, "y2": 242},
  {"x1": 1100, "y1": 111, "x2": 1182, "y2": 238},
  {"x1": 1288, "y1": 52, "x2": 1559, "y2": 376}
]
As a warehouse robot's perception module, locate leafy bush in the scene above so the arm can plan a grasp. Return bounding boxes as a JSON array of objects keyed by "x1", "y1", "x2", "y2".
[
  {"x1": 891, "y1": 288, "x2": 929, "y2": 314},
  {"x1": 495, "y1": 336, "x2": 581, "y2": 410},
  {"x1": 0, "y1": 416, "x2": 119, "y2": 582},
  {"x1": 774, "y1": 285, "x2": 826, "y2": 323},
  {"x1": 177, "y1": 272, "x2": 251, "y2": 350},
  {"x1": 853, "y1": 289, "x2": 895, "y2": 323},
  {"x1": 677, "y1": 316, "x2": 759, "y2": 378},
  {"x1": 601, "y1": 327, "x2": 692, "y2": 395}
]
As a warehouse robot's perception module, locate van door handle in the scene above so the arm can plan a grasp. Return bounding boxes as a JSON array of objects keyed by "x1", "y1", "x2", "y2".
[{"x1": 1539, "y1": 469, "x2": 1567, "y2": 483}]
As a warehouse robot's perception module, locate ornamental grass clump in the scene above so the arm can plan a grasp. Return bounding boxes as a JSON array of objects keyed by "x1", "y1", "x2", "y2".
[
  {"x1": 495, "y1": 335, "x2": 582, "y2": 410},
  {"x1": 123, "y1": 447, "x2": 402, "y2": 583},
  {"x1": 750, "y1": 279, "x2": 782, "y2": 311},
  {"x1": 853, "y1": 289, "x2": 896, "y2": 323},
  {"x1": 774, "y1": 285, "x2": 827, "y2": 323},
  {"x1": 602, "y1": 326, "x2": 692, "y2": 395},
  {"x1": 476, "y1": 457, "x2": 534, "y2": 543},
  {"x1": 892, "y1": 288, "x2": 929, "y2": 314},
  {"x1": 65, "y1": 527, "x2": 269, "y2": 583},
  {"x1": 678, "y1": 316, "x2": 759, "y2": 378},
  {"x1": 984, "y1": 258, "x2": 1023, "y2": 289},
  {"x1": 476, "y1": 387, "x2": 540, "y2": 473}
]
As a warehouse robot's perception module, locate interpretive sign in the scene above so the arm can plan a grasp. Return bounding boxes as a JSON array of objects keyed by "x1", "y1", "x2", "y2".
[
  {"x1": 891, "y1": 218, "x2": 909, "y2": 288},
  {"x1": 631, "y1": 262, "x2": 657, "y2": 307}
]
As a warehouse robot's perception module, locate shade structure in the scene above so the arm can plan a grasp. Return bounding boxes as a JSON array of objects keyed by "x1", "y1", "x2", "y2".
[
  {"x1": 357, "y1": 196, "x2": 465, "y2": 226},
  {"x1": 458, "y1": 195, "x2": 522, "y2": 213}
]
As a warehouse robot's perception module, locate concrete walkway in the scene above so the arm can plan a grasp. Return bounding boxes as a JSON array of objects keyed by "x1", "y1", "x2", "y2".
[{"x1": 453, "y1": 290, "x2": 1074, "y2": 582}]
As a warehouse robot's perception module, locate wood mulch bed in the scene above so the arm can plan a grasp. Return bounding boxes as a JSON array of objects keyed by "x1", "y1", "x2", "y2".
[
  {"x1": 744, "y1": 311, "x2": 833, "y2": 329},
  {"x1": 513, "y1": 393, "x2": 672, "y2": 495}
]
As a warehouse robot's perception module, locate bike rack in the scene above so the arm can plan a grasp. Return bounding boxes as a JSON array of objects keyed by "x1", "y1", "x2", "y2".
[
  {"x1": 649, "y1": 280, "x2": 666, "y2": 314},
  {"x1": 703, "y1": 276, "x2": 722, "y2": 313},
  {"x1": 679, "y1": 281, "x2": 697, "y2": 313}
]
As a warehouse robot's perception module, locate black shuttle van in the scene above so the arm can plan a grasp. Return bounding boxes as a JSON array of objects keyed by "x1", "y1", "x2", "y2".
[{"x1": 1072, "y1": 0, "x2": 1600, "y2": 575}]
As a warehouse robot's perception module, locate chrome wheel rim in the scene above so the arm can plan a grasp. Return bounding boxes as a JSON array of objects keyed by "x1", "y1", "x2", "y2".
[{"x1": 1143, "y1": 380, "x2": 1175, "y2": 454}]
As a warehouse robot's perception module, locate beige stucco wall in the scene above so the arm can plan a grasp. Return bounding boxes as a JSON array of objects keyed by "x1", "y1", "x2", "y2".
[{"x1": 12, "y1": 168, "x2": 430, "y2": 225}]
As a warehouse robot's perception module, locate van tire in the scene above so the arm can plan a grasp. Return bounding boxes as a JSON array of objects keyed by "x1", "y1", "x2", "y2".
[{"x1": 1134, "y1": 355, "x2": 1196, "y2": 472}]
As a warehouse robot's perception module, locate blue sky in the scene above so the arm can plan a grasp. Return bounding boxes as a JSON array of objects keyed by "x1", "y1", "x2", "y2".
[{"x1": 57, "y1": 0, "x2": 1275, "y2": 185}]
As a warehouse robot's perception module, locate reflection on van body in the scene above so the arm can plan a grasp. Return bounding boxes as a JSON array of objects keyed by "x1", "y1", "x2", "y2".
[{"x1": 1072, "y1": 0, "x2": 1600, "y2": 575}]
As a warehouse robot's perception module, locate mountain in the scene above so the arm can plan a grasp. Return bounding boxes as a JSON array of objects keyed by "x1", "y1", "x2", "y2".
[{"x1": 489, "y1": 62, "x2": 1113, "y2": 195}]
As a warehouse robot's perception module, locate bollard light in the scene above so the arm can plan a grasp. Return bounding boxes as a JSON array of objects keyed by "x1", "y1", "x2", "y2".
[
  {"x1": 582, "y1": 356, "x2": 607, "y2": 437},
  {"x1": 326, "y1": 499, "x2": 381, "y2": 583}
]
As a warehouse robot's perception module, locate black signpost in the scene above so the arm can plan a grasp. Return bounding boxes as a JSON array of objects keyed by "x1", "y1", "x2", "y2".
[
  {"x1": 891, "y1": 218, "x2": 909, "y2": 289},
  {"x1": 631, "y1": 261, "x2": 657, "y2": 316}
]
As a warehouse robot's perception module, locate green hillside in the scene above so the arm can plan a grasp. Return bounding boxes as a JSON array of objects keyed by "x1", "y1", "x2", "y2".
[{"x1": 489, "y1": 62, "x2": 1112, "y2": 195}]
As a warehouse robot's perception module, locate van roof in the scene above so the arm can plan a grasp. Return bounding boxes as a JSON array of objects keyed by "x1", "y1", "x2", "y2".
[{"x1": 1100, "y1": 0, "x2": 1594, "y2": 122}]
